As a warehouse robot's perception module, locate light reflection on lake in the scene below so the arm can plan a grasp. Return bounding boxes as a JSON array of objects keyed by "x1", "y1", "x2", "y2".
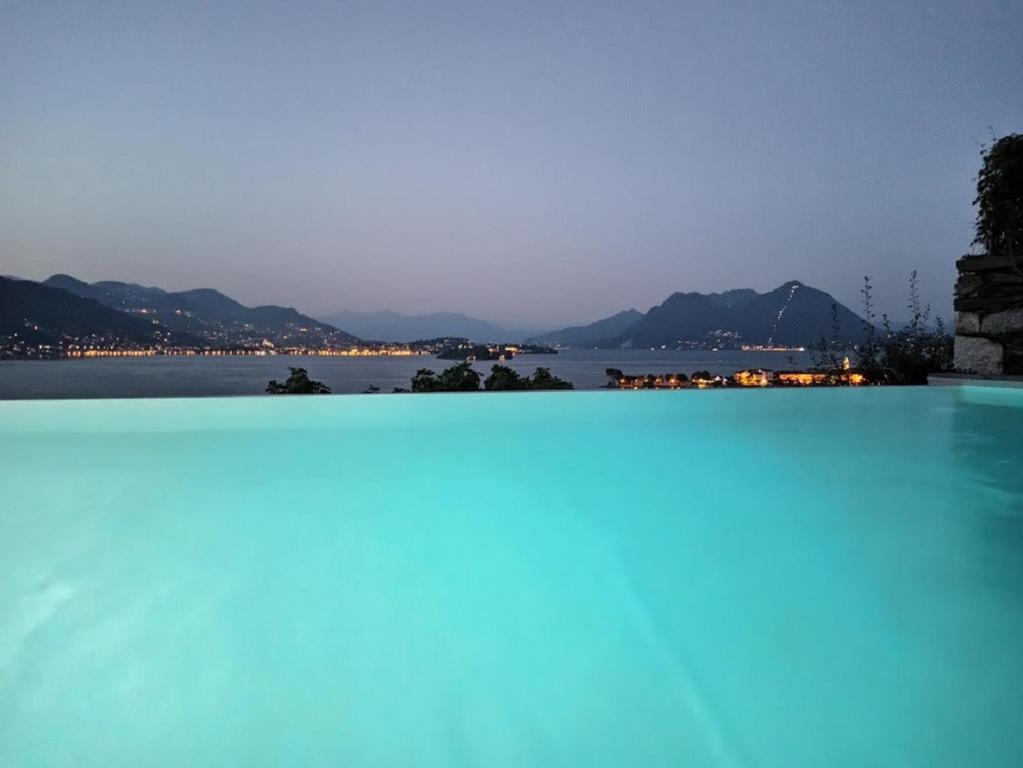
[{"x1": 0, "y1": 348, "x2": 814, "y2": 399}]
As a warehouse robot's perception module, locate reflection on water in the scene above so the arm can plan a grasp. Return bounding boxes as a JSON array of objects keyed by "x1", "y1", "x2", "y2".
[
  {"x1": 949, "y1": 388, "x2": 1023, "y2": 605},
  {"x1": 0, "y1": 348, "x2": 814, "y2": 399},
  {"x1": 951, "y1": 386, "x2": 1023, "y2": 511}
]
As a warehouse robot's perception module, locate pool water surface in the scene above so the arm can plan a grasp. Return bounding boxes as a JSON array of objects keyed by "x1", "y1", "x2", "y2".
[{"x1": 1, "y1": 387, "x2": 1022, "y2": 766}]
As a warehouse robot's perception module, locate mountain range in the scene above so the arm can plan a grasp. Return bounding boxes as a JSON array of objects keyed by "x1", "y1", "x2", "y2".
[
  {"x1": 3, "y1": 274, "x2": 867, "y2": 354},
  {"x1": 526, "y1": 309, "x2": 644, "y2": 347},
  {"x1": 1, "y1": 276, "x2": 199, "y2": 347},
  {"x1": 42, "y1": 274, "x2": 358, "y2": 348},
  {"x1": 317, "y1": 310, "x2": 544, "y2": 343},
  {"x1": 528, "y1": 281, "x2": 867, "y2": 348}
]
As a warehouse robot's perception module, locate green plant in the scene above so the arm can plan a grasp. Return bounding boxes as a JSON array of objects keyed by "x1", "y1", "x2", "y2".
[
  {"x1": 809, "y1": 303, "x2": 845, "y2": 370},
  {"x1": 974, "y1": 133, "x2": 1023, "y2": 272},
  {"x1": 857, "y1": 275, "x2": 881, "y2": 378},
  {"x1": 411, "y1": 362, "x2": 482, "y2": 392},
  {"x1": 856, "y1": 272, "x2": 952, "y2": 384},
  {"x1": 411, "y1": 363, "x2": 572, "y2": 393},
  {"x1": 527, "y1": 367, "x2": 573, "y2": 390},
  {"x1": 484, "y1": 365, "x2": 528, "y2": 391},
  {"x1": 266, "y1": 367, "x2": 331, "y2": 394},
  {"x1": 439, "y1": 362, "x2": 482, "y2": 391},
  {"x1": 410, "y1": 368, "x2": 441, "y2": 392}
]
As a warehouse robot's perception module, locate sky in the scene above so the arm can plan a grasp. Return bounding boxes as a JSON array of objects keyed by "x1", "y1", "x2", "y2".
[{"x1": 1, "y1": 1, "x2": 1020, "y2": 328}]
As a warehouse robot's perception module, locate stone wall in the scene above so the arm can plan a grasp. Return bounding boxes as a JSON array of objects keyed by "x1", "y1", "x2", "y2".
[{"x1": 954, "y1": 253, "x2": 1023, "y2": 375}]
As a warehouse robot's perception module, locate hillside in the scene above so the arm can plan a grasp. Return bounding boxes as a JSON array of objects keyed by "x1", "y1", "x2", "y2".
[
  {"x1": 44, "y1": 274, "x2": 359, "y2": 347},
  {"x1": 527, "y1": 309, "x2": 644, "y2": 346},
  {"x1": 530, "y1": 281, "x2": 866, "y2": 349},
  {"x1": 732, "y1": 281, "x2": 865, "y2": 347},
  {"x1": 0, "y1": 276, "x2": 195, "y2": 347}
]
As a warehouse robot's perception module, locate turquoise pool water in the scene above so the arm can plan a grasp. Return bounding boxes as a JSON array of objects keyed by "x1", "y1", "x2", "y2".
[{"x1": 1, "y1": 387, "x2": 1022, "y2": 766}]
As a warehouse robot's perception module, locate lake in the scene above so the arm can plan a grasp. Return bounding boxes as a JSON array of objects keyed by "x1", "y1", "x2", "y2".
[{"x1": 0, "y1": 348, "x2": 814, "y2": 399}]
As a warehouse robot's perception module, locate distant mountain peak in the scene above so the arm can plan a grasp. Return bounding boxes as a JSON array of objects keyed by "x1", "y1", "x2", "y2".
[
  {"x1": 530, "y1": 280, "x2": 865, "y2": 349},
  {"x1": 46, "y1": 273, "x2": 90, "y2": 288}
]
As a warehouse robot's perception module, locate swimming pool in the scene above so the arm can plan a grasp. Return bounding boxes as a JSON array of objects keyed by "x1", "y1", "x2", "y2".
[{"x1": 2, "y1": 387, "x2": 1021, "y2": 766}]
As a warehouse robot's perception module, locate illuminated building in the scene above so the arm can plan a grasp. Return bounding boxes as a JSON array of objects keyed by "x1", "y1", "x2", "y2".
[{"x1": 734, "y1": 369, "x2": 772, "y2": 387}]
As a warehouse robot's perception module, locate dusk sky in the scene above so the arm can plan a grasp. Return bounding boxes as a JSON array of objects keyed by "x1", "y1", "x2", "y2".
[{"x1": 2, "y1": 1, "x2": 1021, "y2": 328}]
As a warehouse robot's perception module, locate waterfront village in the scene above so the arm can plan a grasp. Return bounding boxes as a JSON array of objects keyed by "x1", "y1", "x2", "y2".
[
  {"x1": 0, "y1": 334, "x2": 553, "y2": 361},
  {"x1": 3, "y1": 330, "x2": 872, "y2": 389},
  {"x1": 610, "y1": 357, "x2": 867, "y2": 389}
]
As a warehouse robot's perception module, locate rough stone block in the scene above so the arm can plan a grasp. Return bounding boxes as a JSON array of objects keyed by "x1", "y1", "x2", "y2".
[
  {"x1": 954, "y1": 335, "x2": 1004, "y2": 376},
  {"x1": 956, "y1": 254, "x2": 1016, "y2": 273},
  {"x1": 955, "y1": 295, "x2": 1020, "y2": 313},
  {"x1": 954, "y1": 275, "x2": 984, "y2": 296},
  {"x1": 981, "y1": 307, "x2": 1023, "y2": 335},
  {"x1": 955, "y1": 311, "x2": 981, "y2": 334},
  {"x1": 1005, "y1": 340, "x2": 1023, "y2": 376},
  {"x1": 988, "y1": 271, "x2": 1023, "y2": 286}
]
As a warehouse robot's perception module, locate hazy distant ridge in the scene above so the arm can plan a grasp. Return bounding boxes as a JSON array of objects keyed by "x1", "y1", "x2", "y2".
[
  {"x1": 10, "y1": 274, "x2": 867, "y2": 350},
  {"x1": 318, "y1": 309, "x2": 544, "y2": 343},
  {"x1": 527, "y1": 309, "x2": 644, "y2": 346}
]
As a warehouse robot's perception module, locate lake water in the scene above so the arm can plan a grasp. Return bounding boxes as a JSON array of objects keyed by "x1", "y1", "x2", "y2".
[
  {"x1": 0, "y1": 349, "x2": 814, "y2": 399},
  {"x1": 1, "y1": 386, "x2": 1022, "y2": 766}
]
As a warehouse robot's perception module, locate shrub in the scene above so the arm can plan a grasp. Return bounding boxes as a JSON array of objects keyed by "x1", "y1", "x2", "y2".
[
  {"x1": 266, "y1": 367, "x2": 331, "y2": 394},
  {"x1": 484, "y1": 365, "x2": 528, "y2": 391},
  {"x1": 974, "y1": 133, "x2": 1023, "y2": 265},
  {"x1": 857, "y1": 272, "x2": 952, "y2": 384}
]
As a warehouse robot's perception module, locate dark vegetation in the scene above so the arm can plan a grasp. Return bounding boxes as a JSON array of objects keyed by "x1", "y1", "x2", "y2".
[
  {"x1": 407, "y1": 362, "x2": 573, "y2": 392},
  {"x1": 974, "y1": 134, "x2": 1023, "y2": 270},
  {"x1": 807, "y1": 272, "x2": 952, "y2": 385},
  {"x1": 954, "y1": 133, "x2": 1023, "y2": 374},
  {"x1": 436, "y1": 343, "x2": 506, "y2": 361},
  {"x1": 266, "y1": 367, "x2": 331, "y2": 394},
  {"x1": 810, "y1": 138, "x2": 1023, "y2": 383},
  {"x1": 522, "y1": 367, "x2": 574, "y2": 390},
  {"x1": 411, "y1": 362, "x2": 482, "y2": 392}
]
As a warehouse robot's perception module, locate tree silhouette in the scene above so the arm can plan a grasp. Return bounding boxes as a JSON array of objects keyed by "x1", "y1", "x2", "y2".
[
  {"x1": 409, "y1": 362, "x2": 572, "y2": 392},
  {"x1": 605, "y1": 368, "x2": 624, "y2": 387},
  {"x1": 411, "y1": 363, "x2": 482, "y2": 392},
  {"x1": 974, "y1": 133, "x2": 1023, "y2": 268},
  {"x1": 484, "y1": 365, "x2": 528, "y2": 391},
  {"x1": 411, "y1": 368, "x2": 441, "y2": 392},
  {"x1": 438, "y1": 362, "x2": 482, "y2": 391},
  {"x1": 527, "y1": 367, "x2": 573, "y2": 390},
  {"x1": 266, "y1": 367, "x2": 330, "y2": 394}
]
